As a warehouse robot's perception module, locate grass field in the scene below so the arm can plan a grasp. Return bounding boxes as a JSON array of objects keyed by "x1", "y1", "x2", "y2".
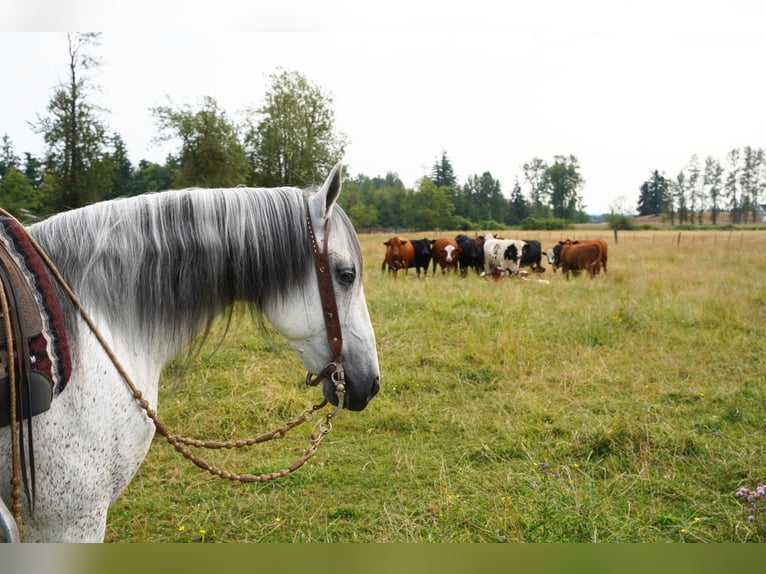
[{"x1": 105, "y1": 228, "x2": 766, "y2": 542}]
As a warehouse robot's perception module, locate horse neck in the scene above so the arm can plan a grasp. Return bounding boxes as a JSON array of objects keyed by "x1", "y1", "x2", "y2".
[{"x1": 30, "y1": 188, "x2": 312, "y2": 366}]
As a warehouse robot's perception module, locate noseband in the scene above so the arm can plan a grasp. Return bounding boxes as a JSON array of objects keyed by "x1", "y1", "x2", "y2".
[{"x1": 304, "y1": 211, "x2": 346, "y2": 410}]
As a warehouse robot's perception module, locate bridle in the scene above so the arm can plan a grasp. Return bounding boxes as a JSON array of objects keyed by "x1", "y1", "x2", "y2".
[{"x1": 303, "y1": 210, "x2": 346, "y2": 409}]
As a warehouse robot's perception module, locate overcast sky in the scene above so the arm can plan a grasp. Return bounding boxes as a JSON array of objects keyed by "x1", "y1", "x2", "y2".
[{"x1": 2, "y1": 1, "x2": 765, "y2": 214}]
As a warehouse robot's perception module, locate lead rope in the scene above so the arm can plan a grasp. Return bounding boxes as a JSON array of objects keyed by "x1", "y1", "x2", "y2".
[
  {"x1": 0, "y1": 279, "x2": 23, "y2": 539},
  {"x1": 0, "y1": 209, "x2": 343, "y2": 499}
]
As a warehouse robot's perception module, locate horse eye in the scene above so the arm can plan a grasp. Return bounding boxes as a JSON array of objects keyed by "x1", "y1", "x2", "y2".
[{"x1": 337, "y1": 267, "x2": 356, "y2": 285}]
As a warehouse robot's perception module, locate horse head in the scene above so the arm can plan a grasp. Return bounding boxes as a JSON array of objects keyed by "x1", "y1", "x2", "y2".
[{"x1": 263, "y1": 164, "x2": 381, "y2": 411}]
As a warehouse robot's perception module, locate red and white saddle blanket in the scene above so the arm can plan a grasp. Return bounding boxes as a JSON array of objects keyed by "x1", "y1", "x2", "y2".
[{"x1": 0, "y1": 216, "x2": 71, "y2": 426}]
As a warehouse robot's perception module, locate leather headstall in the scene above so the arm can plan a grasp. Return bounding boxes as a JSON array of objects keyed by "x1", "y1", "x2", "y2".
[{"x1": 304, "y1": 211, "x2": 346, "y2": 398}]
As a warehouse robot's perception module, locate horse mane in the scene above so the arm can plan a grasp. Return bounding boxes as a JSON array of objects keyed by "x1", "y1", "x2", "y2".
[{"x1": 27, "y1": 186, "x2": 338, "y2": 356}]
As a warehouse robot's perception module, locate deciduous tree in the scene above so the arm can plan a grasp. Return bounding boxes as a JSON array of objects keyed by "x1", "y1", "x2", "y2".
[
  {"x1": 34, "y1": 32, "x2": 110, "y2": 212},
  {"x1": 244, "y1": 69, "x2": 346, "y2": 187},
  {"x1": 152, "y1": 96, "x2": 249, "y2": 188}
]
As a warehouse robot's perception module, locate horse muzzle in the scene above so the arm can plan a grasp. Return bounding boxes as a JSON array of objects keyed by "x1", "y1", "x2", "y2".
[
  {"x1": 306, "y1": 361, "x2": 379, "y2": 412},
  {"x1": 325, "y1": 374, "x2": 379, "y2": 411}
]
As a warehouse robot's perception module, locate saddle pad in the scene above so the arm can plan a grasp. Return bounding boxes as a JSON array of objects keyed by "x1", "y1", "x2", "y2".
[{"x1": 0, "y1": 217, "x2": 71, "y2": 395}]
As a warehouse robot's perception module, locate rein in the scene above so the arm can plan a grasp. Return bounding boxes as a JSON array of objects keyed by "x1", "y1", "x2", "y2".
[{"x1": 0, "y1": 207, "x2": 347, "y2": 539}]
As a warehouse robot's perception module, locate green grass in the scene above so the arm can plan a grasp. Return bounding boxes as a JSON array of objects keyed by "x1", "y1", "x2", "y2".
[{"x1": 105, "y1": 229, "x2": 766, "y2": 542}]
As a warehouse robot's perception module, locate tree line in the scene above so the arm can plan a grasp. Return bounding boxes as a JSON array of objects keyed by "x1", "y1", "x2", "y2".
[
  {"x1": 0, "y1": 33, "x2": 592, "y2": 232},
  {"x1": 7, "y1": 33, "x2": 755, "y2": 232},
  {"x1": 637, "y1": 148, "x2": 766, "y2": 225}
]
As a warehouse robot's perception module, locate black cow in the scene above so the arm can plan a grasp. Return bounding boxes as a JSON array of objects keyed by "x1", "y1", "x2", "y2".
[
  {"x1": 519, "y1": 239, "x2": 545, "y2": 273},
  {"x1": 409, "y1": 238, "x2": 433, "y2": 277},
  {"x1": 455, "y1": 234, "x2": 483, "y2": 277}
]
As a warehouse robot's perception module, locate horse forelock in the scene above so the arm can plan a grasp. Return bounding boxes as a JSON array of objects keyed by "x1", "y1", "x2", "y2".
[{"x1": 27, "y1": 186, "x2": 338, "y2": 355}]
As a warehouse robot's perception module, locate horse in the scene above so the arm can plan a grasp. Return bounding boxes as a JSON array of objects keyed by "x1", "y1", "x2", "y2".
[{"x1": 0, "y1": 163, "x2": 380, "y2": 542}]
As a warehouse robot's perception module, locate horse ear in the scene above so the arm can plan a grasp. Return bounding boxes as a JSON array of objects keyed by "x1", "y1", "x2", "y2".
[{"x1": 313, "y1": 162, "x2": 343, "y2": 220}]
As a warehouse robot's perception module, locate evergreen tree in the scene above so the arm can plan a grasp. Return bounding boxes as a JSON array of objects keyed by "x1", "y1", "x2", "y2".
[
  {"x1": 105, "y1": 133, "x2": 135, "y2": 198},
  {"x1": 0, "y1": 134, "x2": 20, "y2": 178},
  {"x1": 637, "y1": 170, "x2": 668, "y2": 216},
  {"x1": 431, "y1": 151, "x2": 457, "y2": 188},
  {"x1": 506, "y1": 178, "x2": 529, "y2": 225},
  {"x1": 23, "y1": 153, "x2": 44, "y2": 189}
]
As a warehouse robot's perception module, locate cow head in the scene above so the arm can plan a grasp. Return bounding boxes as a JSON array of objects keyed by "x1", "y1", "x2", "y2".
[{"x1": 383, "y1": 237, "x2": 411, "y2": 269}]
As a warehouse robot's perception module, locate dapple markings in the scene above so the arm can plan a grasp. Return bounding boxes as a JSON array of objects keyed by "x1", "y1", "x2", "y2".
[{"x1": 0, "y1": 164, "x2": 380, "y2": 542}]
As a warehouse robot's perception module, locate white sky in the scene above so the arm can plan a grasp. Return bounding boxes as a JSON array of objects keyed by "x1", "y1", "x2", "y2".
[{"x1": 2, "y1": 1, "x2": 765, "y2": 214}]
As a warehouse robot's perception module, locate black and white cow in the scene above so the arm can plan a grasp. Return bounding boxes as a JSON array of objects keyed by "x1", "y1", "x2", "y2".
[
  {"x1": 545, "y1": 245, "x2": 561, "y2": 272},
  {"x1": 476, "y1": 234, "x2": 526, "y2": 278},
  {"x1": 455, "y1": 234, "x2": 483, "y2": 277}
]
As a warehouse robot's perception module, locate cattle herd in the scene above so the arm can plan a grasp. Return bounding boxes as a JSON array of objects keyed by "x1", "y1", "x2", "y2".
[{"x1": 382, "y1": 235, "x2": 609, "y2": 280}]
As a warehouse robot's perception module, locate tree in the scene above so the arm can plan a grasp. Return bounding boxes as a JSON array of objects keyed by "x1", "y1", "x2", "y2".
[
  {"x1": 0, "y1": 167, "x2": 42, "y2": 219},
  {"x1": 133, "y1": 159, "x2": 173, "y2": 194},
  {"x1": 543, "y1": 155, "x2": 583, "y2": 219},
  {"x1": 104, "y1": 133, "x2": 135, "y2": 198},
  {"x1": 461, "y1": 171, "x2": 505, "y2": 224},
  {"x1": 672, "y1": 171, "x2": 689, "y2": 224},
  {"x1": 401, "y1": 178, "x2": 454, "y2": 230},
  {"x1": 22, "y1": 153, "x2": 44, "y2": 189},
  {"x1": 431, "y1": 151, "x2": 457, "y2": 189},
  {"x1": 703, "y1": 156, "x2": 723, "y2": 225},
  {"x1": 430, "y1": 151, "x2": 458, "y2": 208},
  {"x1": 740, "y1": 146, "x2": 763, "y2": 223},
  {"x1": 34, "y1": 32, "x2": 111, "y2": 212},
  {"x1": 686, "y1": 155, "x2": 704, "y2": 224},
  {"x1": 506, "y1": 178, "x2": 529, "y2": 225},
  {"x1": 725, "y1": 148, "x2": 741, "y2": 223},
  {"x1": 152, "y1": 96, "x2": 249, "y2": 188},
  {"x1": 523, "y1": 158, "x2": 548, "y2": 215},
  {"x1": 244, "y1": 68, "x2": 346, "y2": 187},
  {"x1": 637, "y1": 170, "x2": 669, "y2": 216},
  {"x1": 1, "y1": 134, "x2": 20, "y2": 178}
]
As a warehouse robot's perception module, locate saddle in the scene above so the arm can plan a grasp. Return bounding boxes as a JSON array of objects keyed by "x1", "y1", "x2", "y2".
[
  {"x1": 0, "y1": 245, "x2": 53, "y2": 427},
  {"x1": 0, "y1": 215, "x2": 71, "y2": 538}
]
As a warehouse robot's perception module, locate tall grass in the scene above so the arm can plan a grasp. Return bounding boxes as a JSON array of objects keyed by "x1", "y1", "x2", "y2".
[{"x1": 105, "y1": 229, "x2": 766, "y2": 542}]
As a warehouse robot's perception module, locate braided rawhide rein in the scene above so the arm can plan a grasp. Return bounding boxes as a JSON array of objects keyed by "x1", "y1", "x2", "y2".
[{"x1": 0, "y1": 208, "x2": 344, "y2": 540}]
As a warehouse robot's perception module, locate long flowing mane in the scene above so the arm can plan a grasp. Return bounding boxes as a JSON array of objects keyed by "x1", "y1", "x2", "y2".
[
  {"x1": 0, "y1": 165, "x2": 379, "y2": 543},
  {"x1": 27, "y1": 186, "x2": 325, "y2": 351}
]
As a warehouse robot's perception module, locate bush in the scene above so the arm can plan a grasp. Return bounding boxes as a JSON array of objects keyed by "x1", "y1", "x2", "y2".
[
  {"x1": 449, "y1": 215, "x2": 475, "y2": 231},
  {"x1": 520, "y1": 217, "x2": 574, "y2": 230},
  {"x1": 608, "y1": 214, "x2": 634, "y2": 231}
]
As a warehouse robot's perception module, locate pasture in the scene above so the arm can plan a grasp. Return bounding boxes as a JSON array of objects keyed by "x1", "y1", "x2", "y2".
[{"x1": 106, "y1": 229, "x2": 766, "y2": 542}]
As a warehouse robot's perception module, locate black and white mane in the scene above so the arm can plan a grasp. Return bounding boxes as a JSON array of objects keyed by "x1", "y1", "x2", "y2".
[
  {"x1": 28, "y1": 186, "x2": 360, "y2": 351},
  {"x1": 0, "y1": 165, "x2": 380, "y2": 542}
]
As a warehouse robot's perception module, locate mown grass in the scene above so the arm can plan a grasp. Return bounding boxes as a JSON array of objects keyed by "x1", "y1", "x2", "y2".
[{"x1": 105, "y1": 229, "x2": 766, "y2": 542}]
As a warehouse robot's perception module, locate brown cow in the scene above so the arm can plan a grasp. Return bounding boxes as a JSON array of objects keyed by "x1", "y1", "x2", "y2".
[
  {"x1": 548, "y1": 239, "x2": 608, "y2": 274},
  {"x1": 559, "y1": 241, "x2": 603, "y2": 279},
  {"x1": 430, "y1": 238, "x2": 462, "y2": 275},
  {"x1": 382, "y1": 237, "x2": 415, "y2": 278}
]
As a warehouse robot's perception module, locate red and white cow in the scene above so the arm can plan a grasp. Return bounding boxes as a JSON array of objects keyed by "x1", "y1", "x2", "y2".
[{"x1": 430, "y1": 237, "x2": 461, "y2": 275}]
